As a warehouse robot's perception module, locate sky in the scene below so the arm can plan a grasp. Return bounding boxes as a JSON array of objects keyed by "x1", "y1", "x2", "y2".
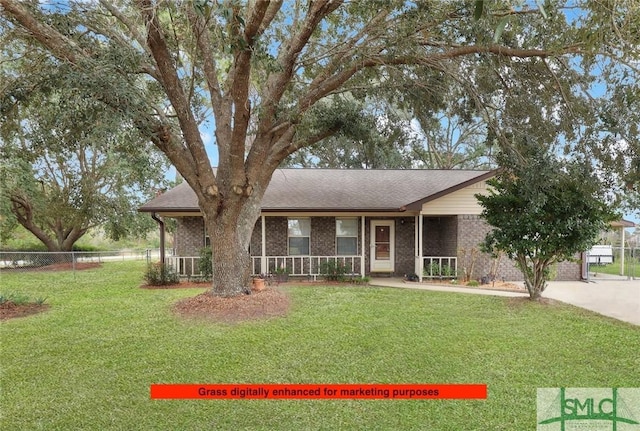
[
  {"x1": 166, "y1": 125, "x2": 639, "y2": 232},
  {"x1": 159, "y1": 0, "x2": 639, "y2": 230}
]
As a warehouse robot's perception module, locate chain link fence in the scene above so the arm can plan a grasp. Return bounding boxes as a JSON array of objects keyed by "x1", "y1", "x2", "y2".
[
  {"x1": 0, "y1": 249, "x2": 172, "y2": 273},
  {"x1": 587, "y1": 247, "x2": 638, "y2": 280}
]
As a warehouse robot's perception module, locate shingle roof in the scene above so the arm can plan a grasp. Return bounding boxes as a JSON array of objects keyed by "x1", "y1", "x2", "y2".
[{"x1": 139, "y1": 168, "x2": 495, "y2": 213}]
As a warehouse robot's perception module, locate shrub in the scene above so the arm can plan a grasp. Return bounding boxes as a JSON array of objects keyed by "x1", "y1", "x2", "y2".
[
  {"x1": 319, "y1": 260, "x2": 351, "y2": 282},
  {"x1": 144, "y1": 262, "x2": 179, "y2": 286},
  {"x1": 34, "y1": 297, "x2": 48, "y2": 305},
  {"x1": 423, "y1": 262, "x2": 456, "y2": 279},
  {"x1": 352, "y1": 276, "x2": 370, "y2": 285},
  {"x1": 467, "y1": 280, "x2": 479, "y2": 287},
  {"x1": 198, "y1": 247, "x2": 213, "y2": 280},
  {"x1": 0, "y1": 293, "x2": 46, "y2": 306}
]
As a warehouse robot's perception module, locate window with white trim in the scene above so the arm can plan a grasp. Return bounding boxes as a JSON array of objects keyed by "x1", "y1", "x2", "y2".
[
  {"x1": 288, "y1": 218, "x2": 310, "y2": 255},
  {"x1": 336, "y1": 218, "x2": 358, "y2": 255}
]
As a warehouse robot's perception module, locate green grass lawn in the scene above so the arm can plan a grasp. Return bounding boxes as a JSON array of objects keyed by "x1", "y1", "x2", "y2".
[
  {"x1": 590, "y1": 258, "x2": 640, "y2": 278},
  {"x1": 1, "y1": 262, "x2": 638, "y2": 430}
]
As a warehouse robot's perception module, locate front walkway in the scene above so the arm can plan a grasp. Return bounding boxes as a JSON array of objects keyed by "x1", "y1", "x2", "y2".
[
  {"x1": 369, "y1": 278, "x2": 527, "y2": 297},
  {"x1": 369, "y1": 277, "x2": 640, "y2": 326}
]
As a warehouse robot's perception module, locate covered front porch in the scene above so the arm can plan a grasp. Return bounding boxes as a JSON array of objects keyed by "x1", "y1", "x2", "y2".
[{"x1": 161, "y1": 214, "x2": 462, "y2": 281}]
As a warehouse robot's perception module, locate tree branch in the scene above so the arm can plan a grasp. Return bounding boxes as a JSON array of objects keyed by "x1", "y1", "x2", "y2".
[
  {"x1": 0, "y1": 0, "x2": 88, "y2": 63},
  {"x1": 256, "y1": 0, "x2": 283, "y2": 37},
  {"x1": 255, "y1": 0, "x2": 343, "y2": 144},
  {"x1": 136, "y1": 0, "x2": 217, "y2": 201},
  {"x1": 9, "y1": 193, "x2": 59, "y2": 250}
]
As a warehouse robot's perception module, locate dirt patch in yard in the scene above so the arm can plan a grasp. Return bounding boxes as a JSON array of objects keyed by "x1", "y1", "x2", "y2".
[
  {"x1": 172, "y1": 287, "x2": 290, "y2": 324},
  {"x1": 506, "y1": 296, "x2": 560, "y2": 307},
  {"x1": 1, "y1": 262, "x2": 101, "y2": 272},
  {"x1": 37, "y1": 262, "x2": 101, "y2": 271},
  {"x1": 0, "y1": 302, "x2": 50, "y2": 321}
]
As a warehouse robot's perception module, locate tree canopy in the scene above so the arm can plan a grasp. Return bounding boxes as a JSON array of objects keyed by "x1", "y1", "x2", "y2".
[
  {"x1": 477, "y1": 144, "x2": 616, "y2": 299},
  {"x1": 0, "y1": 61, "x2": 169, "y2": 251},
  {"x1": 1, "y1": 0, "x2": 637, "y2": 295}
]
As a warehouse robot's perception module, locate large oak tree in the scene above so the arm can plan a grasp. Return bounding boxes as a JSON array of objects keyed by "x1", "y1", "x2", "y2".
[
  {"x1": 1, "y1": 0, "x2": 637, "y2": 295},
  {"x1": 0, "y1": 63, "x2": 169, "y2": 251}
]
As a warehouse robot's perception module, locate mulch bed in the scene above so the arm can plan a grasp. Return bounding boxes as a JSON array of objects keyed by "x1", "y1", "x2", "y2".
[
  {"x1": 0, "y1": 302, "x2": 50, "y2": 321},
  {"x1": 172, "y1": 287, "x2": 290, "y2": 324},
  {"x1": 416, "y1": 279, "x2": 526, "y2": 292}
]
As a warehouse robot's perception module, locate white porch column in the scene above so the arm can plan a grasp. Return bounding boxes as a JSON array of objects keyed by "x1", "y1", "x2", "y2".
[
  {"x1": 360, "y1": 216, "x2": 366, "y2": 276},
  {"x1": 418, "y1": 214, "x2": 424, "y2": 282},
  {"x1": 414, "y1": 215, "x2": 419, "y2": 277},
  {"x1": 620, "y1": 226, "x2": 626, "y2": 276},
  {"x1": 261, "y1": 215, "x2": 267, "y2": 275}
]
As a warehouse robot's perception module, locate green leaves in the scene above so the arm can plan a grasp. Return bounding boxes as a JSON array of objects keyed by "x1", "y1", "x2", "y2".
[
  {"x1": 0, "y1": 56, "x2": 169, "y2": 250},
  {"x1": 493, "y1": 16, "x2": 510, "y2": 43},
  {"x1": 473, "y1": 1, "x2": 484, "y2": 21},
  {"x1": 477, "y1": 144, "x2": 617, "y2": 298}
]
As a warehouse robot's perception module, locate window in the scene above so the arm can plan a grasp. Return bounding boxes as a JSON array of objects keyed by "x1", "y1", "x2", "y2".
[
  {"x1": 336, "y1": 218, "x2": 358, "y2": 255},
  {"x1": 288, "y1": 218, "x2": 310, "y2": 255}
]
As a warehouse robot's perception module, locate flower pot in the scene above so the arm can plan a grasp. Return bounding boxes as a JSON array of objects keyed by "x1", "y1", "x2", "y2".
[{"x1": 252, "y1": 277, "x2": 266, "y2": 291}]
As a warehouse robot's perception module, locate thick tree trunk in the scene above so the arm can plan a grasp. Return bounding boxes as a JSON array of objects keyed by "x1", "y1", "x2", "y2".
[
  {"x1": 206, "y1": 217, "x2": 252, "y2": 296},
  {"x1": 517, "y1": 254, "x2": 548, "y2": 301},
  {"x1": 202, "y1": 192, "x2": 263, "y2": 297}
]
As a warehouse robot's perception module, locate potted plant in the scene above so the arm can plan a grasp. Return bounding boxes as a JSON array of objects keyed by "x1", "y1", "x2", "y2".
[{"x1": 252, "y1": 275, "x2": 266, "y2": 291}]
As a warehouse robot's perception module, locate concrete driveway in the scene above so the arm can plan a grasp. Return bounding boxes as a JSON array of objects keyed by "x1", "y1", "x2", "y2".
[
  {"x1": 542, "y1": 278, "x2": 640, "y2": 326},
  {"x1": 370, "y1": 276, "x2": 640, "y2": 326}
]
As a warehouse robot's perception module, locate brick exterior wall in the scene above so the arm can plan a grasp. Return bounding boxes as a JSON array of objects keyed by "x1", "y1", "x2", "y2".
[
  {"x1": 175, "y1": 217, "x2": 205, "y2": 256},
  {"x1": 311, "y1": 217, "x2": 336, "y2": 256},
  {"x1": 395, "y1": 217, "x2": 416, "y2": 277},
  {"x1": 422, "y1": 216, "x2": 458, "y2": 256},
  {"x1": 456, "y1": 215, "x2": 582, "y2": 281},
  {"x1": 254, "y1": 216, "x2": 358, "y2": 257},
  {"x1": 249, "y1": 219, "x2": 262, "y2": 256},
  {"x1": 176, "y1": 214, "x2": 582, "y2": 281}
]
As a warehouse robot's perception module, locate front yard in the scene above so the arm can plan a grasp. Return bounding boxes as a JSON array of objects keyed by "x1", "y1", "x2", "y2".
[{"x1": 1, "y1": 261, "x2": 638, "y2": 430}]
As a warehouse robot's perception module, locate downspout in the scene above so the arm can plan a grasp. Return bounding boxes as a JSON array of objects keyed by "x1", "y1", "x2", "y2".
[
  {"x1": 418, "y1": 214, "x2": 424, "y2": 282},
  {"x1": 151, "y1": 212, "x2": 165, "y2": 265}
]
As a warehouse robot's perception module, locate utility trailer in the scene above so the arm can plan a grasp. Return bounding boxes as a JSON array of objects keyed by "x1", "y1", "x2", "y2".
[{"x1": 588, "y1": 245, "x2": 613, "y2": 265}]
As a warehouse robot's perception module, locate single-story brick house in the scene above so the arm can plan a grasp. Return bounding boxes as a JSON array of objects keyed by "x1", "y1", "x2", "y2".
[{"x1": 139, "y1": 168, "x2": 583, "y2": 281}]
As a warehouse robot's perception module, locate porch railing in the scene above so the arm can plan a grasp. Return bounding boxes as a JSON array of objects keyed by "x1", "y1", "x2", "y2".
[
  {"x1": 166, "y1": 256, "x2": 202, "y2": 278},
  {"x1": 422, "y1": 256, "x2": 458, "y2": 278},
  {"x1": 165, "y1": 255, "x2": 362, "y2": 278},
  {"x1": 166, "y1": 255, "x2": 457, "y2": 280},
  {"x1": 251, "y1": 255, "x2": 362, "y2": 278}
]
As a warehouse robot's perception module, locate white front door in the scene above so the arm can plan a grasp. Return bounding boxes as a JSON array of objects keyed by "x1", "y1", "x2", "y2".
[{"x1": 370, "y1": 220, "x2": 394, "y2": 273}]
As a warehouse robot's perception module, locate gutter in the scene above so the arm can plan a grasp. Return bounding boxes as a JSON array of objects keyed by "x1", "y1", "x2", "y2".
[{"x1": 151, "y1": 212, "x2": 165, "y2": 264}]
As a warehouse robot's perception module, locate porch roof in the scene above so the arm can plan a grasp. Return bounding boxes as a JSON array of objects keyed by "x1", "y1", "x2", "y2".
[{"x1": 139, "y1": 168, "x2": 495, "y2": 213}]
